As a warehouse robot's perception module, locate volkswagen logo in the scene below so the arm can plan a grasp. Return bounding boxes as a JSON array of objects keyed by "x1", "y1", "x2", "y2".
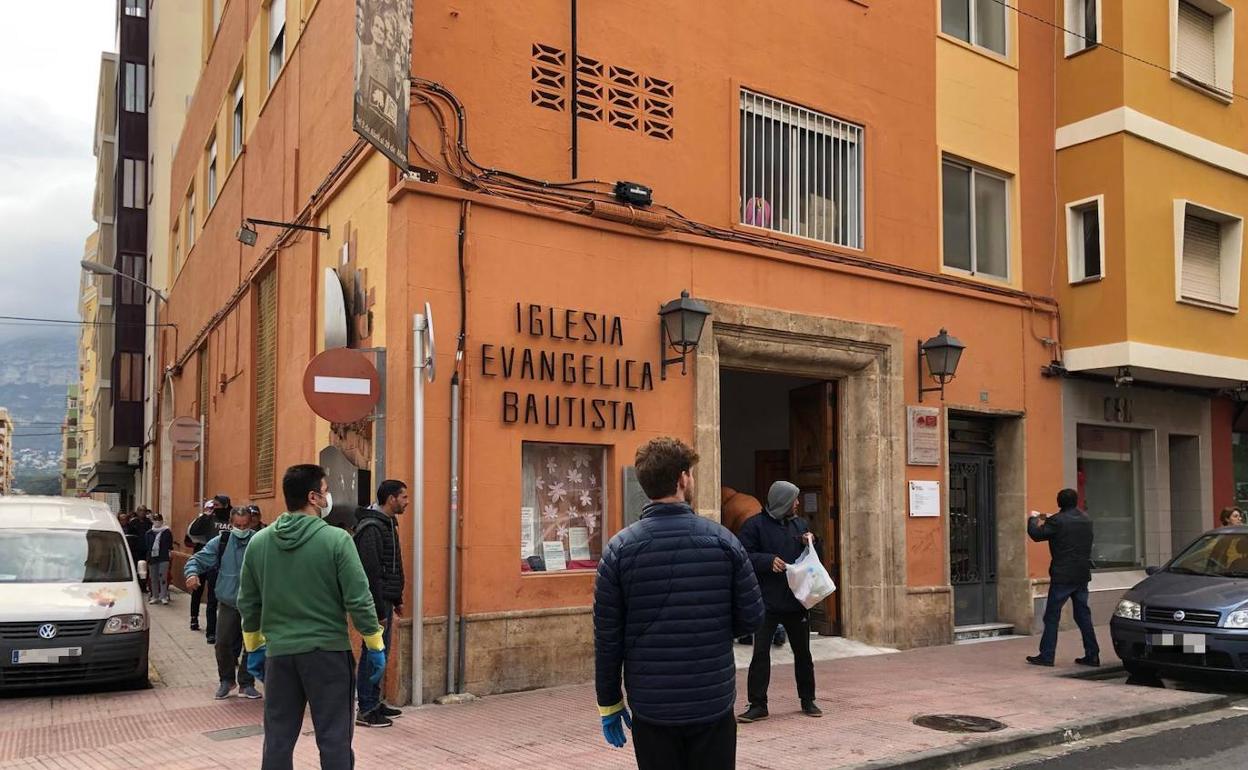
[
  {"x1": 37, "y1": 623, "x2": 58, "y2": 640},
  {"x1": 1173, "y1": 611, "x2": 1186, "y2": 622}
]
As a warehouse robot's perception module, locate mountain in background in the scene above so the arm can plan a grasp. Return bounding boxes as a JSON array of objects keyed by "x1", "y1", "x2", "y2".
[{"x1": 0, "y1": 332, "x2": 78, "y2": 482}]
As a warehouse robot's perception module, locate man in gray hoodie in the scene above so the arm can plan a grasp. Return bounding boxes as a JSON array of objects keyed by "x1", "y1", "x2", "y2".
[{"x1": 186, "y1": 505, "x2": 264, "y2": 700}]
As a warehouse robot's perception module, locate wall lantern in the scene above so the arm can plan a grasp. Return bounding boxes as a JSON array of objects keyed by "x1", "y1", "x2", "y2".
[
  {"x1": 659, "y1": 290, "x2": 712, "y2": 380},
  {"x1": 236, "y1": 217, "x2": 331, "y2": 247},
  {"x1": 917, "y1": 328, "x2": 965, "y2": 401}
]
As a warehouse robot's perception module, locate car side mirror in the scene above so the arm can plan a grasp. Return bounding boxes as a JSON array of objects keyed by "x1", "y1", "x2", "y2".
[{"x1": 1145, "y1": 566, "x2": 1161, "y2": 576}]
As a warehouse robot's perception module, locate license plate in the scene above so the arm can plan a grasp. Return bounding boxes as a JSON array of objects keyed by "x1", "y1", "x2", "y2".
[
  {"x1": 1148, "y1": 632, "x2": 1207, "y2": 653},
  {"x1": 10, "y1": 647, "x2": 83, "y2": 665}
]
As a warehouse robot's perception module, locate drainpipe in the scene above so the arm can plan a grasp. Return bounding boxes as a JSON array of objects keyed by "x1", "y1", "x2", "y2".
[
  {"x1": 570, "y1": 0, "x2": 579, "y2": 179},
  {"x1": 445, "y1": 202, "x2": 469, "y2": 695}
]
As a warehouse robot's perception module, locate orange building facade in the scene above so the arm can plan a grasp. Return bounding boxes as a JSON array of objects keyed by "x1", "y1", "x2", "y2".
[{"x1": 158, "y1": 0, "x2": 1064, "y2": 703}]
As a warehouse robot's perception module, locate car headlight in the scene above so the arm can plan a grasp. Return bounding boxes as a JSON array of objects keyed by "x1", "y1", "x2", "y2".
[
  {"x1": 1224, "y1": 610, "x2": 1248, "y2": 629},
  {"x1": 1114, "y1": 599, "x2": 1141, "y2": 621},
  {"x1": 103, "y1": 614, "x2": 148, "y2": 634}
]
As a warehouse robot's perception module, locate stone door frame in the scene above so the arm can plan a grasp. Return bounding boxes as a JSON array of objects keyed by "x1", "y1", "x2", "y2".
[{"x1": 692, "y1": 302, "x2": 920, "y2": 647}]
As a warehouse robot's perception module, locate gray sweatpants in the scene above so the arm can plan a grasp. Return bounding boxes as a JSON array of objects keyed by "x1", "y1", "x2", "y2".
[{"x1": 262, "y1": 650, "x2": 356, "y2": 770}]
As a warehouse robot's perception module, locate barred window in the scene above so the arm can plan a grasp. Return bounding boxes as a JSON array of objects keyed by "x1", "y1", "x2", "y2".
[{"x1": 740, "y1": 90, "x2": 863, "y2": 249}]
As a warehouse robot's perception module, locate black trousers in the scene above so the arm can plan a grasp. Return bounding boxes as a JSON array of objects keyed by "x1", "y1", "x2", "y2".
[
  {"x1": 746, "y1": 610, "x2": 816, "y2": 706},
  {"x1": 214, "y1": 603, "x2": 254, "y2": 687},
  {"x1": 190, "y1": 573, "x2": 218, "y2": 636},
  {"x1": 262, "y1": 650, "x2": 356, "y2": 770},
  {"x1": 633, "y1": 712, "x2": 736, "y2": 770}
]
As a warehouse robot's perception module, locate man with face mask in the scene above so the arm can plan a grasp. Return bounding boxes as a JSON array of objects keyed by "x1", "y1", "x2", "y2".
[
  {"x1": 185, "y1": 505, "x2": 264, "y2": 700},
  {"x1": 186, "y1": 495, "x2": 232, "y2": 642},
  {"x1": 352, "y1": 479, "x2": 408, "y2": 728},
  {"x1": 736, "y1": 480, "x2": 822, "y2": 723},
  {"x1": 237, "y1": 464, "x2": 384, "y2": 770}
]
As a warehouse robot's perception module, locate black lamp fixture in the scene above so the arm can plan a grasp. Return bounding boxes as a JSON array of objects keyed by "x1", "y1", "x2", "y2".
[
  {"x1": 1114, "y1": 366, "x2": 1134, "y2": 388},
  {"x1": 659, "y1": 290, "x2": 711, "y2": 380},
  {"x1": 236, "y1": 217, "x2": 331, "y2": 246},
  {"x1": 917, "y1": 328, "x2": 966, "y2": 401}
]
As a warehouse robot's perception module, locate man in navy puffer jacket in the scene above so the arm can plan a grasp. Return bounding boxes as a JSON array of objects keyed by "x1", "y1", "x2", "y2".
[{"x1": 594, "y1": 437, "x2": 763, "y2": 769}]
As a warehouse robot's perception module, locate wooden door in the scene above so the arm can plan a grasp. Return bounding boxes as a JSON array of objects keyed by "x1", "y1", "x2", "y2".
[
  {"x1": 788, "y1": 382, "x2": 841, "y2": 636},
  {"x1": 754, "y1": 449, "x2": 790, "y2": 503}
]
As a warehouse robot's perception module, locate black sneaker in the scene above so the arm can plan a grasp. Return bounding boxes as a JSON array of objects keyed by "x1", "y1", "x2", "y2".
[
  {"x1": 801, "y1": 701, "x2": 823, "y2": 718},
  {"x1": 1026, "y1": 655, "x2": 1055, "y2": 667},
  {"x1": 1075, "y1": 655, "x2": 1101, "y2": 667},
  {"x1": 379, "y1": 703, "x2": 402, "y2": 718},
  {"x1": 206, "y1": 634, "x2": 216, "y2": 644},
  {"x1": 736, "y1": 705, "x2": 769, "y2": 723},
  {"x1": 356, "y1": 708, "x2": 394, "y2": 728},
  {"x1": 190, "y1": 619, "x2": 200, "y2": 631}
]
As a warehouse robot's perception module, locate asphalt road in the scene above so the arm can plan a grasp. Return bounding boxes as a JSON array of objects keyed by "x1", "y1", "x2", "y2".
[{"x1": 996, "y1": 710, "x2": 1248, "y2": 769}]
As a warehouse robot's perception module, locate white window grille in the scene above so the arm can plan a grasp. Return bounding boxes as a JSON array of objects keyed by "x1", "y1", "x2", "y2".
[{"x1": 739, "y1": 90, "x2": 864, "y2": 249}]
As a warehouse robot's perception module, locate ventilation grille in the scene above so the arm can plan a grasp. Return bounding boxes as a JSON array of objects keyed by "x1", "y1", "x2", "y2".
[{"x1": 529, "y1": 44, "x2": 673, "y2": 141}]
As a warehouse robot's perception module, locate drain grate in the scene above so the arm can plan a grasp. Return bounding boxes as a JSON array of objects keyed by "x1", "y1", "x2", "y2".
[
  {"x1": 912, "y1": 714, "x2": 1007, "y2": 733},
  {"x1": 204, "y1": 724, "x2": 265, "y2": 741}
]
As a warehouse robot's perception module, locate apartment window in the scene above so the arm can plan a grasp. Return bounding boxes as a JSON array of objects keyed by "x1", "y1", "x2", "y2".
[
  {"x1": 253, "y1": 269, "x2": 278, "y2": 493},
  {"x1": 231, "y1": 75, "x2": 245, "y2": 160},
  {"x1": 123, "y1": 62, "x2": 147, "y2": 114},
  {"x1": 267, "y1": 0, "x2": 286, "y2": 89},
  {"x1": 206, "y1": 137, "x2": 218, "y2": 208},
  {"x1": 942, "y1": 0, "x2": 1007, "y2": 56},
  {"x1": 121, "y1": 158, "x2": 146, "y2": 210},
  {"x1": 1077, "y1": 425, "x2": 1144, "y2": 569},
  {"x1": 123, "y1": 0, "x2": 145, "y2": 17},
  {"x1": 118, "y1": 352, "x2": 143, "y2": 402},
  {"x1": 1174, "y1": 0, "x2": 1234, "y2": 99},
  {"x1": 172, "y1": 223, "x2": 182, "y2": 273},
  {"x1": 118, "y1": 254, "x2": 145, "y2": 305},
  {"x1": 197, "y1": 346, "x2": 210, "y2": 473},
  {"x1": 1064, "y1": 0, "x2": 1099, "y2": 55},
  {"x1": 1066, "y1": 196, "x2": 1104, "y2": 282},
  {"x1": 520, "y1": 443, "x2": 608, "y2": 573},
  {"x1": 942, "y1": 159, "x2": 1009, "y2": 279},
  {"x1": 739, "y1": 90, "x2": 864, "y2": 249},
  {"x1": 1175, "y1": 201, "x2": 1243, "y2": 309},
  {"x1": 186, "y1": 191, "x2": 197, "y2": 250}
]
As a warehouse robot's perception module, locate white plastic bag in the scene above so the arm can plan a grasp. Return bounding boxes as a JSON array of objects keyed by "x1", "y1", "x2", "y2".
[{"x1": 785, "y1": 544, "x2": 836, "y2": 609}]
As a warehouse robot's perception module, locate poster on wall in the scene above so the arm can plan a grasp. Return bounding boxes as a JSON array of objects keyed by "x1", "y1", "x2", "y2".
[
  {"x1": 353, "y1": 0, "x2": 411, "y2": 169},
  {"x1": 907, "y1": 406, "x2": 941, "y2": 466},
  {"x1": 908, "y1": 480, "x2": 941, "y2": 517}
]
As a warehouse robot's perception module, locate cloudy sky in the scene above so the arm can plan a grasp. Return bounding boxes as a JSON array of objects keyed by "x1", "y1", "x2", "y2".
[{"x1": 0, "y1": 2, "x2": 116, "y2": 341}]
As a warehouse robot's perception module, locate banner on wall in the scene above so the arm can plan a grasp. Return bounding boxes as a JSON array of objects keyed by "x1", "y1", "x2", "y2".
[{"x1": 353, "y1": 0, "x2": 411, "y2": 169}]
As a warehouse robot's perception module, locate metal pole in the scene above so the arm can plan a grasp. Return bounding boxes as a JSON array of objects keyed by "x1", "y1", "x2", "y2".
[
  {"x1": 445, "y1": 371, "x2": 460, "y2": 695},
  {"x1": 411, "y1": 314, "x2": 427, "y2": 706}
]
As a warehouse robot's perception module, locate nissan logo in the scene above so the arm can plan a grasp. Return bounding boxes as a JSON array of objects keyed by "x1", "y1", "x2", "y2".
[
  {"x1": 37, "y1": 623, "x2": 58, "y2": 640},
  {"x1": 1173, "y1": 611, "x2": 1186, "y2": 622}
]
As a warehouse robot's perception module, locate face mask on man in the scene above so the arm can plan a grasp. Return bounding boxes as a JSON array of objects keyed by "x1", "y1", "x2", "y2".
[{"x1": 317, "y1": 491, "x2": 334, "y2": 518}]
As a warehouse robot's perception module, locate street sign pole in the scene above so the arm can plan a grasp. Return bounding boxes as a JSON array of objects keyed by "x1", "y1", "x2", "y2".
[
  {"x1": 411, "y1": 313, "x2": 427, "y2": 707},
  {"x1": 198, "y1": 415, "x2": 205, "y2": 509}
]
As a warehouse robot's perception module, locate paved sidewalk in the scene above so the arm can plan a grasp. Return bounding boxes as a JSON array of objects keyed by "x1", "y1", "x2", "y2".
[{"x1": 0, "y1": 605, "x2": 1235, "y2": 769}]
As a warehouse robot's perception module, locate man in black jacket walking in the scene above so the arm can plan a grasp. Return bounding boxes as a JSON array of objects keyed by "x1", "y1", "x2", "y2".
[
  {"x1": 737, "y1": 480, "x2": 821, "y2": 722},
  {"x1": 1027, "y1": 488, "x2": 1100, "y2": 667},
  {"x1": 594, "y1": 437, "x2": 763, "y2": 769},
  {"x1": 353, "y1": 479, "x2": 407, "y2": 728}
]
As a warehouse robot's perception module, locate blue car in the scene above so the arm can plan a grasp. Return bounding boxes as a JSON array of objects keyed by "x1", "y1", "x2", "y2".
[{"x1": 1110, "y1": 527, "x2": 1248, "y2": 678}]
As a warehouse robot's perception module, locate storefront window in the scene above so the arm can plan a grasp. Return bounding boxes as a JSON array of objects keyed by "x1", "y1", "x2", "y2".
[
  {"x1": 1076, "y1": 425, "x2": 1144, "y2": 568},
  {"x1": 521, "y1": 443, "x2": 607, "y2": 573},
  {"x1": 1233, "y1": 432, "x2": 1248, "y2": 508}
]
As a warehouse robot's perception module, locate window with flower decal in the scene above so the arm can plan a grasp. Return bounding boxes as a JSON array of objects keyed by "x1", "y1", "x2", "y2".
[{"x1": 520, "y1": 442, "x2": 608, "y2": 572}]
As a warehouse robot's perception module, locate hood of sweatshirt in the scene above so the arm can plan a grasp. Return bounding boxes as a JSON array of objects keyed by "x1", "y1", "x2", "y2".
[{"x1": 271, "y1": 511, "x2": 328, "y2": 551}]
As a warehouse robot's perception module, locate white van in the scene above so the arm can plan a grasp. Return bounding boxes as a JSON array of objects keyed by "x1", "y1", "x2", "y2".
[{"x1": 0, "y1": 496, "x2": 149, "y2": 690}]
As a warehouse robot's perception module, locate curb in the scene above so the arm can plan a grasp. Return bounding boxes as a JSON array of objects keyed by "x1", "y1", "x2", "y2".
[{"x1": 842, "y1": 693, "x2": 1238, "y2": 770}]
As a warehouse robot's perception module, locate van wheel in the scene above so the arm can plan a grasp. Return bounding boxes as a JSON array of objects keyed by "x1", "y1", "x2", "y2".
[
  {"x1": 123, "y1": 674, "x2": 151, "y2": 691},
  {"x1": 1124, "y1": 660, "x2": 1157, "y2": 679}
]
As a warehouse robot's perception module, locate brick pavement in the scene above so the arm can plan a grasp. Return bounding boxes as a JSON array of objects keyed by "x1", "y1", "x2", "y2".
[{"x1": 0, "y1": 604, "x2": 1231, "y2": 769}]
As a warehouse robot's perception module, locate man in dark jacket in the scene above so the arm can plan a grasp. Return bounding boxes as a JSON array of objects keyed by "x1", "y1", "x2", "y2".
[
  {"x1": 1027, "y1": 488, "x2": 1100, "y2": 667},
  {"x1": 186, "y1": 495, "x2": 232, "y2": 641},
  {"x1": 737, "y1": 480, "x2": 821, "y2": 722},
  {"x1": 594, "y1": 437, "x2": 763, "y2": 769},
  {"x1": 353, "y1": 479, "x2": 407, "y2": 728}
]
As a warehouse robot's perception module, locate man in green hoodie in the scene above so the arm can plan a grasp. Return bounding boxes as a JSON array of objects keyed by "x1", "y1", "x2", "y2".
[{"x1": 237, "y1": 464, "x2": 385, "y2": 770}]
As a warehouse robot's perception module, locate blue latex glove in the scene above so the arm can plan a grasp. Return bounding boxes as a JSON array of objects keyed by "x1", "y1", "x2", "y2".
[
  {"x1": 601, "y1": 708, "x2": 632, "y2": 748},
  {"x1": 247, "y1": 646, "x2": 267, "y2": 683},
  {"x1": 366, "y1": 648, "x2": 386, "y2": 686}
]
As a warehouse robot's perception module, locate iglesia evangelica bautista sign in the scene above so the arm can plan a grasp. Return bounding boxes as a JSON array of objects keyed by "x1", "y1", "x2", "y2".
[{"x1": 480, "y1": 303, "x2": 655, "y2": 431}]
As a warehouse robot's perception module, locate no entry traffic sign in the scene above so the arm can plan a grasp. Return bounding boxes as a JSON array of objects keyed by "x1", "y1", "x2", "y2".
[{"x1": 302, "y1": 347, "x2": 381, "y2": 424}]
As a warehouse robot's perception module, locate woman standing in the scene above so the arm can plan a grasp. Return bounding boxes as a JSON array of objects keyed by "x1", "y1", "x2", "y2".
[{"x1": 144, "y1": 513, "x2": 173, "y2": 604}]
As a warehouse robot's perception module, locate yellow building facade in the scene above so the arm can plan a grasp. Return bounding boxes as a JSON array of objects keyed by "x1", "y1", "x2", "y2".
[{"x1": 1056, "y1": 0, "x2": 1246, "y2": 605}]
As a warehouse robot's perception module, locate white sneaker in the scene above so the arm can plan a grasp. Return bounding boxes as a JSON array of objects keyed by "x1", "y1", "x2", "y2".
[
  {"x1": 147, "y1": 597, "x2": 158, "y2": 604},
  {"x1": 161, "y1": 598, "x2": 170, "y2": 605}
]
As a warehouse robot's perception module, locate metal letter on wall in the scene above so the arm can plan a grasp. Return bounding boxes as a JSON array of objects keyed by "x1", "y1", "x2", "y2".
[{"x1": 354, "y1": 0, "x2": 412, "y2": 169}]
